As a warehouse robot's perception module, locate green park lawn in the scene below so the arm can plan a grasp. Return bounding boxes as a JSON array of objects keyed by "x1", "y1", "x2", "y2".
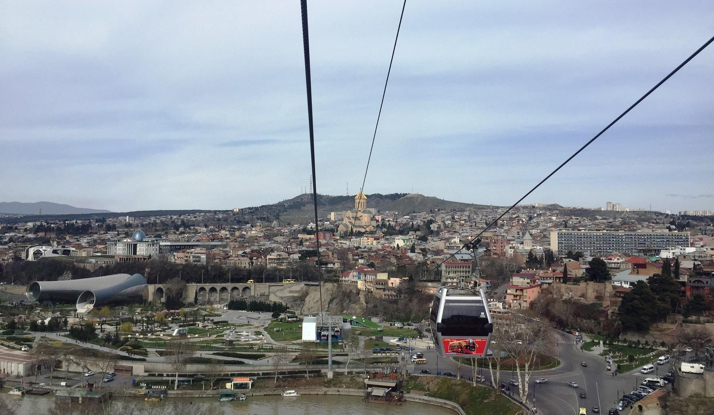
[
  {"x1": 343, "y1": 316, "x2": 381, "y2": 329},
  {"x1": 364, "y1": 338, "x2": 392, "y2": 350},
  {"x1": 403, "y1": 376, "x2": 521, "y2": 415},
  {"x1": 266, "y1": 321, "x2": 303, "y2": 342}
]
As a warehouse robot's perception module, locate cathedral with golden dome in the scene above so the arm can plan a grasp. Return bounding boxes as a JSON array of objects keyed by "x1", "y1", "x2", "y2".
[{"x1": 338, "y1": 192, "x2": 377, "y2": 235}]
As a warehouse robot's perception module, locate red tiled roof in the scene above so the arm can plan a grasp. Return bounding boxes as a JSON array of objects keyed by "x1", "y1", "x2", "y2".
[{"x1": 627, "y1": 257, "x2": 647, "y2": 264}]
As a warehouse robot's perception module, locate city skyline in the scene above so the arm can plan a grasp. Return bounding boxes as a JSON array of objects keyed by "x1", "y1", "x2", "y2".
[{"x1": 1, "y1": 1, "x2": 713, "y2": 212}]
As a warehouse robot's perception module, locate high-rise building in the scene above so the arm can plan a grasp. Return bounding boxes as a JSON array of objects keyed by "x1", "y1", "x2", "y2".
[
  {"x1": 613, "y1": 203, "x2": 622, "y2": 212},
  {"x1": 606, "y1": 202, "x2": 613, "y2": 211},
  {"x1": 550, "y1": 230, "x2": 690, "y2": 255}
]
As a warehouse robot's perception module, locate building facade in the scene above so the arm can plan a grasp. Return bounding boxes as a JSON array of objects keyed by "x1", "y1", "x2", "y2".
[
  {"x1": 550, "y1": 230, "x2": 690, "y2": 255},
  {"x1": 441, "y1": 261, "x2": 472, "y2": 286}
]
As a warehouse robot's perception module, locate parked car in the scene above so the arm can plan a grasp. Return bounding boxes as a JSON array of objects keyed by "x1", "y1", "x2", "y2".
[
  {"x1": 581, "y1": 362, "x2": 588, "y2": 367},
  {"x1": 509, "y1": 379, "x2": 519, "y2": 386},
  {"x1": 103, "y1": 376, "x2": 114, "y2": 383},
  {"x1": 608, "y1": 409, "x2": 620, "y2": 415},
  {"x1": 84, "y1": 371, "x2": 94, "y2": 377},
  {"x1": 567, "y1": 381, "x2": 579, "y2": 388},
  {"x1": 535, "y1": 378, "x2": 548, "y2": 384},
  {"x1": 475, "y1": 375, "x2": 486, "y2": 383},
  {"x1": 373, "y1": 348, "x2": 380, "y2": 353},
  {"x1": 107, "y1": 372, "x2": 116, "y2": 378},
  {"x1": 443, "y1": 372, "x2": 456, "y2": 377},
  {"x1": 500, "y1": 383, "x2": 510, "y2": 391},
  {"x1": 420, "y1": 369, "x2": 431, "y2": 374}
]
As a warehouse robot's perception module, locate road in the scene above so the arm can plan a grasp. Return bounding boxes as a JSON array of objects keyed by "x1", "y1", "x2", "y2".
[{"x1": 409, "y1": 330, "x2": 672, "y2": 415}]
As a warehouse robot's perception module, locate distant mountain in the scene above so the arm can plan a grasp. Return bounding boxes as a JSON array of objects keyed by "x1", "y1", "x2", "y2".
[{"x1": 0, "y1": 201, "x2": 110, "y2": 215}]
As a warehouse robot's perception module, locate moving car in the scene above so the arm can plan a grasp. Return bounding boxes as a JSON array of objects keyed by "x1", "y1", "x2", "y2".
[
  {"x1": 581, "y1": 362, "x2": 588, "y2": 367},
  {"x1": 592, "y1": 406, "x2": 600, "y2": 413},
  {"x1": 84, "y1": 371, "x2": 94, "y2": 377},
  {"x1": 657, "y1": 355, "x2": 670, "y2": 365},
  {"x1": 420, "y1": 369, "x2": 431, "y2": 374},
  {"x1": 580, "y1": 392, "x2": 587, "y2": 399},
  {"x1": 608, "y1": 409, "x2": 619, "y2": 415},
  {"x1": 567, "y1": 381, "x2": 579, "y2": 388},
  {"x1": 103, "y1": 376, "x2": 114, "y2": 383},
  {"x1": 640, "y1": 364, "x2": 654, "y2": 374},
  {"x1": 535, "y1": 378, "x2": 548, "y2": 384}
]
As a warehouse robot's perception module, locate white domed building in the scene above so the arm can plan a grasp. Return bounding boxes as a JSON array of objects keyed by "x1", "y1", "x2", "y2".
[{"x1": 106, "y1": 229, "x2": 160, "y2": 259}]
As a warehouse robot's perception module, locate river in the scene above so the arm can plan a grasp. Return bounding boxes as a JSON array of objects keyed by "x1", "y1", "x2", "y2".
[{"x1": 11, "y1": 394, "x2": 457, "y2": 415}]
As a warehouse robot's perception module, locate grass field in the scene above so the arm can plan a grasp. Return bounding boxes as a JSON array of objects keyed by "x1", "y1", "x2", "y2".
[
  {"x1": 343, "y1": 316, "x2": 380, "y2": 329},
  {"x1": 266, "y1": 321, "x2": 303, "y2": 342},
  {"x1": 364, "y1": 338, "x2": 391, "y2": 350},
  {"x1": 464, "y1": 354, "x2": 560, "y2": 371},
  {"x1": 403, "y1": 376, "x2": 520, "y2": 415}
]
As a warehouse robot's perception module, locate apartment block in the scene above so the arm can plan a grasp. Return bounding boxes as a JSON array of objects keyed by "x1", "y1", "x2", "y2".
[{"x1": 550, "y1": 230, "x2": 690, "y2": 256}]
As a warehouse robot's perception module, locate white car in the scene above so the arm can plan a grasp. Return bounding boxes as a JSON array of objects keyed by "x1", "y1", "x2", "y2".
[
  {"x1": 535, "y1": 378, "x2": 548, "y2": 384},
  {"x1": 20, "y1": 346, "x2": 29, "y2": 351},
  {"x1": 84, "y1": 371, "x2": 94, "y2": 377},
  {"x1": 567, "y1": 381, "x2": 579, "y2": 388}
]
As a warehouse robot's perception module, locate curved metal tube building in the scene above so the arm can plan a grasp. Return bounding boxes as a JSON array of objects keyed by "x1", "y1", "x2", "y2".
[{"x1": 26, "y1": 273, "x2": 147, "y2": 312}]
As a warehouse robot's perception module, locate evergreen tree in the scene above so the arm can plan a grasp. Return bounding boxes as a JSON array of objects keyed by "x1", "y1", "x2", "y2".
[
  {"x1": 562, "y1": 264, "x2": 568, "y2": 284},
  {"x1": 662, "y1": 260, "x2": 671, "y2": 278},
  {"x1": 587, "y1": 258, "x2": 610, "y2": 283},
  {"x1": 673, "y1": 258, "x2": 680, "y2": 280},
  {"x1": 619, "y1": 281, "x2": 660, "y2": 332}
]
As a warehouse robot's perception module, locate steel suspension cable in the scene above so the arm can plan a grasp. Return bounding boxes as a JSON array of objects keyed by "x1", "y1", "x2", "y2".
[
  {"x1": 359, "y1": 0, "x2": 407, "y2": 195},
  {"x1": 300, "y1": 0, "x2": 324, "y2": 315},
  {"x1": 433, "y1": 34, "x2": 714, "y2": 276}
]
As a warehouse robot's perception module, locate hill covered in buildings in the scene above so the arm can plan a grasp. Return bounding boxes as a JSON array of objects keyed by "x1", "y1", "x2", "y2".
[{"x1": 243, "y1": 193, "x2": 491, "y2": 224}]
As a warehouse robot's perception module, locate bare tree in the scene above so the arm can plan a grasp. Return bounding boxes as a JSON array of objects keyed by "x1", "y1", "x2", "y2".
[
  {"x1": 343, "y1": 329, "x2": 360, "y2": 374},
  {"x1": 298, "y1": 342, "x2": 318, "y2": 378},
  {"x1": 487, "y1": 317, "x2": 508, "y2": 392},
  {"x1": 95, "y1": 353, "x2": 118, "y2": 390},
  {"x1": 679, "y1": 327, "x2": 712, "y2": 357},
  {"x1": 166, "y1": 338, "x2": 196, "y2": 390},
  {"x1": 500, "y1": 316, "x2": 555, "y2": 403},
  {"x1": 271, "y1": 347, "x2": 291, "y2": 385},
  {"x1": 207, "y1": 361, "x2": 227, "y2": 390},
  {"x1": 34, "y1": 344, "x2": 60, "y2": 385}
]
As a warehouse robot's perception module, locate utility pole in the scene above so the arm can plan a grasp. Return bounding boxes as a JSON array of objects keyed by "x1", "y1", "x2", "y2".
[
  {"x1": 201, "y1": 271, "x2": 204, "y2": 284},
  {"x1": 229, "y1": 268, "x2": 231, "y2": 284},
  {"x1": 328, "y1": 314, "x2": 333, "y2": 378}
]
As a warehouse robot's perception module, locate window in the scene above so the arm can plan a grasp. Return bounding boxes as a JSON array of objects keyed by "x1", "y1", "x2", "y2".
[{"x1": 440, "y1": 300, "x2": 491, "y2": 336}]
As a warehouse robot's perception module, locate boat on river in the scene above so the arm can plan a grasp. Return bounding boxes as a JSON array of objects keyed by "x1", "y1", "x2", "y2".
[
  {"x1": 219, "y1": 391, "x2": 236, "y2": 402},
  {"x1": 8, "y1": 386, "x2": 25, "y2": 396},
  {"x1": 282, "y1": 390, "x2": 299, "y2": 397}
]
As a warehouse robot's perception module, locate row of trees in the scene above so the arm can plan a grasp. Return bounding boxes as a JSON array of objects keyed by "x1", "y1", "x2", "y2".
[
  {"x1": 619, "y1": 271, "x2": 711, "y2": 332},
  {"x1": 226, "y1": 299, "x2": 288, "y2": 313},
  {"x1": 68, "y1": 322, "x2": 98, "y2": 342},
  {"x1": 0, "y1": 257, "x2": 327, "y2": 286}
]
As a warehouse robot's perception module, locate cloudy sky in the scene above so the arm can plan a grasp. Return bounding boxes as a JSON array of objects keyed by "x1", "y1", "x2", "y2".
[{"x1": 1, "y1": 0, "x2": 712, "y2": 213}]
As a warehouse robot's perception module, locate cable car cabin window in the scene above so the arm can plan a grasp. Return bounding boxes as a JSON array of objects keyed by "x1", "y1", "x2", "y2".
[
  {"x1": 440, "y1": 301, "x2": 490, "y2": 337},
  {"x1": 430, "y1": 296, "x2": 440, "y2": 322}
]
